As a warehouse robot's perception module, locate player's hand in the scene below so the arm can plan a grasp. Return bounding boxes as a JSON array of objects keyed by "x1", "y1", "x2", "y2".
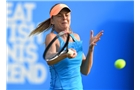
[
  {"x1": 67, "y1": 48, "x2": 77, "y2": 58},
  {"x1": 89, "y1": 30, "x2": 104, "y2": 50}
]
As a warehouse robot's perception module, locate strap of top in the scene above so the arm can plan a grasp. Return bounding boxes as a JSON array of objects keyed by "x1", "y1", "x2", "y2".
[
  {"x1": 53, "y1": 30, "x2": 78, "y2": 44},
  {"x1": 53, "y1": 31, "x2": 64, "y2": 43},
  {"x1": 69, "y1": 33, "x2": 77, "y2": 42}
]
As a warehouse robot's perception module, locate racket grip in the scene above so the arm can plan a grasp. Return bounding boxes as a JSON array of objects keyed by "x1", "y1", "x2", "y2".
[{"x1": 67, "y1": 49, "x2": 74, "y2": 55}]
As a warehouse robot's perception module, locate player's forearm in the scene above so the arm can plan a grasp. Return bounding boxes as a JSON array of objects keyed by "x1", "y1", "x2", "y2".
[
  {"x1": 47, "y1": 53, "x2": 67, "y2": 65},
  {"x1": 81, "y1": 47, "x2": 94, "y2": 75}
]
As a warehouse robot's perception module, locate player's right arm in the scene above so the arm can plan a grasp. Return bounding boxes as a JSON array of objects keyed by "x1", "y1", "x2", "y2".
[
  {"x1": 45, "y1": 33, "x2": 76, "y2": 65},
  {"x1": 44, "y1": 33, "x2": 67, "y2": 65}
]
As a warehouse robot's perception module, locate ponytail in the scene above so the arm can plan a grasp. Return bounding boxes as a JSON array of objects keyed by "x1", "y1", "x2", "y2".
[{"x1": 29, "y1": 18, "x2": 52, "y2": 37}]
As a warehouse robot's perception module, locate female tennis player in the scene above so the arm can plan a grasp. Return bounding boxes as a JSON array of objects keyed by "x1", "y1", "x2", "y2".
[{"x1": 29, "y1": 3, "x2": 103, "y2": 90}]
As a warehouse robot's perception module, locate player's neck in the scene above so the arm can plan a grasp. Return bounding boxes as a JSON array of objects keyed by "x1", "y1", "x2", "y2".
[{"x1": 54, "y1": 28, "x2": 69, "y2": 33}]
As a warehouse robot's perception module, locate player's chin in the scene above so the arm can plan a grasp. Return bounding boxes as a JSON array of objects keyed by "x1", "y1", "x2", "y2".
[{"x1": 61, "y1": 25, "x2": 69, "y2": 30}]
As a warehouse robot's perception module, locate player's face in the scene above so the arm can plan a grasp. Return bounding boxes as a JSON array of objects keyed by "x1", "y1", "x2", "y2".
[{"x1": 51, "y1": 8, "x2": 71, "y2": 32}]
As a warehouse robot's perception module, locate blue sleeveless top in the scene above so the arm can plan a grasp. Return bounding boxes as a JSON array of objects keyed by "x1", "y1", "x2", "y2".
[{"x1": 49, "y1": 31, "x2": 83, "y2": 90}]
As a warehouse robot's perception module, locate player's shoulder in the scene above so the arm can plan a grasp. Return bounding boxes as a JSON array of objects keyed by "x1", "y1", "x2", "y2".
[
  {"x1": 46, "y1": 32, "x2": 56, "y2": 39},
  {"x1": 45, "y1": 32, "x2": 57, "y2": 43},
  {"x1": 71, "y1": 32, "x2": 80, "y2": 41}
]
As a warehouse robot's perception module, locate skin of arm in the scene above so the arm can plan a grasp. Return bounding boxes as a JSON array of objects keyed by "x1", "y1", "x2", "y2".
[
  {"x1": 45, "y1": 33, "x2": 68, "y2": 65},
  {"x1": 75, "y1": 30, "x2": 103, "y2": 75},
  {"x1": 72, "y1": 33, "x2": 93, "y2": 75},
  {"x1": 81, "y1": 48, "x2": 93, "y2": 75},
  {"x1": 45, "y1": 32, "x2": 77, "y2": 65}
]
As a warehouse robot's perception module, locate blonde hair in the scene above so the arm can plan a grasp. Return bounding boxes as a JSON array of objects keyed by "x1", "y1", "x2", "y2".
[
  {"x1": 29, "y1": 19, "x2": 52, "y2": 36},
  {"x1": 29, "y1": 3, "x2": 72, "y2": 37},
  {"x1": 29, "y1": 3, "x2": 60, "y2": 37}
]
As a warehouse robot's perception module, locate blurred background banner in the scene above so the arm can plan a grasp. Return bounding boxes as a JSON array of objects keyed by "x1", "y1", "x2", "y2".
[{"x1": 6, "y1": 0, "x2": 134, "y2": 90}]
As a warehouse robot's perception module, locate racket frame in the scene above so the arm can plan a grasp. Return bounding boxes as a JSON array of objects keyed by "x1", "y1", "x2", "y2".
[{"x1": 43, "y1": 31, "x2": 70, "y2": 61}]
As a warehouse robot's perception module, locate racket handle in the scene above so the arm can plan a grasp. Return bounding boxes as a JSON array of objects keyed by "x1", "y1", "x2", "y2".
[{"x1": 67, "y1": 49, "x2": 74, "y2": 55}]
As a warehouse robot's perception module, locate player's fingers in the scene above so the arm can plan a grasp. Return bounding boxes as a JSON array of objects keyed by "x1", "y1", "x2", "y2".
[
  {"x1": 71, "y1": 52, "x2": 76, "y2": 56},
  {"x1": 67, "y1": 51, "x2": 77, "y2": 58},
  {"x1": 70, "y1": 49, "x2": 77, "y2": 57},
  {"x1": 92, "y1": 37, "x2": 100, "y2": 43},
  {"x1": 68, "y1": 48, "x2": 77, "y2": 56},
  {"x1": 90, "y1": 30, "x2": 94, "y2": 38},
  {"x1": 96, "y1": 30, "x2": 103, "y2": 38},
  {"x1": 72, "y1": 50, "x2": 77, "y2": 56}
]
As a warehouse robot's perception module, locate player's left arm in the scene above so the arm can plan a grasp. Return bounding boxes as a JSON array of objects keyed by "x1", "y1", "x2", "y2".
[
  {"x1": 73, "y1": 33, "x2": 91, "y2": 75},
  {"x1": 74, "y1": 30, "x2": 103, "y2": 75}
]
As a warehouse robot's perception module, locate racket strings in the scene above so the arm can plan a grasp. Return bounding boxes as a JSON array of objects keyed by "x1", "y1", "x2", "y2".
[{"x1": 43, "y1": 32, "x2": 70, "y2": 61}]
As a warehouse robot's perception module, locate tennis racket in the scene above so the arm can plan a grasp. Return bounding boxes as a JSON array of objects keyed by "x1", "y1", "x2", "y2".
[{"x1": 43, "y1": 31, "x2": 74, "y2": 61}]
